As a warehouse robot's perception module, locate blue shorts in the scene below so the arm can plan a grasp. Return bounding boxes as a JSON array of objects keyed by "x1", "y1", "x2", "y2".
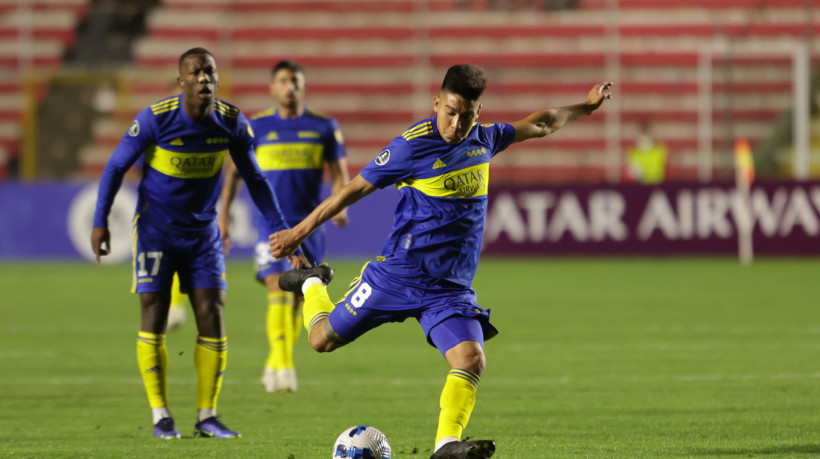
[
  {"x1": 254, "y1": 227, "x2": 324, "y2": 281},
  {"x1": 328, "y1": 258, "x2": 498, "y2": 355},
  {"x1": 132, "y1": 217, "x2": 227, "y2": 294}
]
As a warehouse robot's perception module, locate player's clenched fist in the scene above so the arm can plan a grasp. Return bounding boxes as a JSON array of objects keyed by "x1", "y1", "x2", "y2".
[{"x1": 269, "y1": 229, "x2": 301, "y2": 259}]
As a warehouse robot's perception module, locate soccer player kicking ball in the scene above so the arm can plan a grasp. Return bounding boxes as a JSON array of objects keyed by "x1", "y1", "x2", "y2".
[
  {"x1": 270, "y1": 65, "x2": 612, "y2": 458},
  {"x1": 219, "y1": 60, "x2": 349, "y2": 394},
  {"x1": 91, "y1": 47, "x2": 305, "y2": 440}
]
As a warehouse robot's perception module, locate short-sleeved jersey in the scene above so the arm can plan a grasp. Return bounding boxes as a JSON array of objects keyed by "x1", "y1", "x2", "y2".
[
  {"x1": 93, "y1": 94, "x2": 288, "y2": 236},
  {"x1": 360, "y1": 115, "x2": 516, "y2": 287},
  {"x1": 249, "y1": 108, "x2": 345, "y2": 226}
]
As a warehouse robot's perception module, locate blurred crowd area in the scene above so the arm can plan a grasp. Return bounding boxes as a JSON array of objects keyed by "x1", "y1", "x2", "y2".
[{"x1": 1, "y1": 0, "x2": 819, "y2": 184}]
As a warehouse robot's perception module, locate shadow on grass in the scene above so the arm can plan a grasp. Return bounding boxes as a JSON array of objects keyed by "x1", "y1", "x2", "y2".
[{"x1": 691, "y1": 444, "x2": 820, "y2": 456}]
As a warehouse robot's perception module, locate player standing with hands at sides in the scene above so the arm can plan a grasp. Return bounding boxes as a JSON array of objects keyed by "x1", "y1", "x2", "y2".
[
  {"x1": 219, "y1": 60, "x2": 349, "y2": 393},
  {"x1": 270, "y1": 64, "x2": 612, "y2": 458},
  {"x1": 91, "y1": 47, "x2": 306, "y2": 440}
]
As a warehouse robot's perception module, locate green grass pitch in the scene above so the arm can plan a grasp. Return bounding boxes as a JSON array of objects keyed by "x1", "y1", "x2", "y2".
[{"x1": 1, "y1": 257, "x2": 819, "y2": 458}]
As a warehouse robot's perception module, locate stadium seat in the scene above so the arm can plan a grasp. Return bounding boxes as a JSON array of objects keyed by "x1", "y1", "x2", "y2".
[
  {"x1": 86, "y1": 0, "x2": 820, "y2": 181},
  {"x1": 0, "y1": 1, "x2": 85, "y2": 178}
]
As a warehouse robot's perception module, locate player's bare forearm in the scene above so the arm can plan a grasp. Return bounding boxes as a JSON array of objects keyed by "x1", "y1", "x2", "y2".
[
  {"x1": 270, "y1": 174, "x2": 375, "y2": 257},
  {"x1": 511, "y1": 82, "x2": 613, "y2": 143},
  {"x1": 218, "y1": 156, "x2": 241, "y2": 222},
  {"x1": 218, "y1": 157, "x2": 241, "y2": 253},
  {"x1": 329, "y1": 158, "x2": 350, "y2": 193},
  {"x1": 329, "y1": 158, "x2": 351, "y2": 227}
]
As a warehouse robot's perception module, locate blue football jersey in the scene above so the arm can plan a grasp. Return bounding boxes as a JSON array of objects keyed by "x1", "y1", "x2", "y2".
[
  {"x1": 360, "y1": 116, "x2": 515, "y2": 287},
  {"x1": 94, "y1": 94, "x2": 289, "y2": 235},
  {"x1": 249, "y1": 107, "x2": 345, "y2": 227}
]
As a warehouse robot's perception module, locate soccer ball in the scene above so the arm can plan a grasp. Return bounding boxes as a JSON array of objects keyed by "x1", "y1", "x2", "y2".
[{"x1": 332, "y1": 425, "x2": 392, "y2": 459}]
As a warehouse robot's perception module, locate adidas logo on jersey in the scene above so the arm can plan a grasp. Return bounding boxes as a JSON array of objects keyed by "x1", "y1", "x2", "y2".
[
  {"x1": 433, "y1": 158, "x2": 447, "y2": 169},
  {"x1": 170, "y1": 137, "x2": 184, "y2": 146}
]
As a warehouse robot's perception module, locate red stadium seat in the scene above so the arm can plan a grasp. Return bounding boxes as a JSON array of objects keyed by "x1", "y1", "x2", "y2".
[{"x1": 105, "y1": 0, "x2": 817, "y2": 182}]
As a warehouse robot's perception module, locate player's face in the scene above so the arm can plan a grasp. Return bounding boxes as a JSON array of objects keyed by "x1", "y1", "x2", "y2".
[
  {"x1": 178, "y1": 53, "x2": 219, "y2": 104},
  {"x1": 434, "y1": 91, "x2": 481, "y2": 144},
  {"x1": 271, "y1": 69, "x2": 305, "y2": 110}
]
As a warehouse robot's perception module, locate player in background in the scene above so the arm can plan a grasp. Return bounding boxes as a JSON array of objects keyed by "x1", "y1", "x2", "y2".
[
  {"x1": 91, "y1": 47, "x2": 306, "y2": 440},
  {"x1": 219, "y1": 60, "x2": 349, "y2": 393},
  {"x1": 270, "y1": 65, "x2": 612, "y2": 458},
  {"x1": 167, "y1": 276, "x2": 189, "y2": 329}
]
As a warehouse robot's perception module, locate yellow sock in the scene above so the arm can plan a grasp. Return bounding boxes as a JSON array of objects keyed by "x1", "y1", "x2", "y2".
[
  {"x1": 435, "y1": 369, "x2": 480, "y2": 444},
  {"x1": 194, "y1": 336, "x2": 227, "y2": 410},
  {"x1": 265, "y1": 292, "x2": 294, "y2": 370},
  {"x1": 136, "y1": 331, "x2": 169, "y2": 409},
  {"x1": 303, "y1": 284, "x2": 334, "y2": 335},
  {"x1": 282, "y1": 296, "x2": 295, "y2": 365},
  {"x1": 292, "y1": 300, "x2": 302, "y2": 344}
]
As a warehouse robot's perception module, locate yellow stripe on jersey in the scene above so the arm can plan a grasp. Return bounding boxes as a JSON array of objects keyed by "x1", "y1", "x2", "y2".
[
  {"x1": 215, "y1": 101, "x2": 239, "y2": 118},
  {"x1": 215, "y1": 100, "x2": 237, "y2": 111},
  {"x1": 151, "y1": 99, "x2": 180, "y2": 115},
  {"x1": 298, "y1": 131, "x2": 320, "y2": 139},
  {"x1": 215, "y1": 103, "x2": 238, "y2": 113},
  {"x1": 145, "y1": 146, "x2": 227, "y2": 178},
  {"x1": 256, "y1": 143, "x2": 324, "y2": 170},
  {"x1": 402, "y1": 122, "x2": 433, "y2": 140},
  {"x1": 251, "y1": 108, "x2": 275, "y2": 120},
  {"x1": 131, "y1": 214, "x2": 140, "y2": 294},
  {"x1": 340, "y1": 261, "x2": 371, "y2": 304},
  {"x1": 402, "y1": 122, "x2": 431, "y2": 136},
  {"x1": 151, "y1": 98, "x2": 178, "y2": 110},
  {"x1": 397, "y1": 163, "x2": 489, "y2": 198}
]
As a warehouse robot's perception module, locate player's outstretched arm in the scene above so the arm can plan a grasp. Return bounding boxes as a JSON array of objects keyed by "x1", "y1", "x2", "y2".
[
  {"x1": 270, "y1": 174, "x2": 376, "y2": 258},
  {"x1": 218, "y1": 155, "x2": 242, "y2": 254},
  {"x1": 510, "y1": 82, "x2": 613, "y2": 144}
]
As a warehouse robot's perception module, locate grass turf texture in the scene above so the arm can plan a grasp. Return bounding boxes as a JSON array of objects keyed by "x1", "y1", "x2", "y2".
[{"x1": 1, "y1": 257, "x2": 819, "y2": 458}]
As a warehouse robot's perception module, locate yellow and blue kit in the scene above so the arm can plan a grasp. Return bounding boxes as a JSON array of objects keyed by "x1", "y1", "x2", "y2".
[
  {"x1": 362, "y1": 116, "x2": 515, "y2": 287},
  {"x1": 328, "y1": 116, "x2": 516, "y2": 353},
  {"x1": 248, "y1": 108, "x2": 345, "y2": 275},
  {"x1": 93, "y1": 94, "x2": 291, "y2": 293}
]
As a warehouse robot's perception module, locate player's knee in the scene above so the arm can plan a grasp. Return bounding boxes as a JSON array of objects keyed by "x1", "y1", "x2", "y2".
[
  {"x1": 447, "y1": 341, "x2": 486, "y2": 376},
  {"x1": 309, "y1": 332, "x2": 330, "y2": 352},
  {"x1": 309, "y1": 320, "x2": 344, "y2": 353},
  {"x1": 139, "y1": 292, "x2": 171, "y2": 333},
  {"x1": 309, "y1": 335, "x2": 342, "y2": 353},
  {"x1": 464, "y1": 350, "x2": 486, "y2": 376}
]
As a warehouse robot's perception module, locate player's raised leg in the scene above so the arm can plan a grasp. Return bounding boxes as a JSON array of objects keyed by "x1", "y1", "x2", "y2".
[
  {"x1": 137, "y1": 291, "x2": 181, "y2": 439},
  {"x1": 189, "y1": 288, "x2": 240, "y2": 438},
  {"x1": 429, "y1": 318, "x2": 495, "y2": 459},
  {"x1": 278, "y1": 264, "x2": 340, "y2": 352}
]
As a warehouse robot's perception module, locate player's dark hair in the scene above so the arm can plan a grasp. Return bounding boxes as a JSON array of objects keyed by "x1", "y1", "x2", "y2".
[
  {"x1": 178, "y1": 47, "x2": 214, "y2": 68},
  {"x1": 441, "y1": 64, "x2": 487, "y2": 101},
  {"x1": 271, "y1": 60, "x2": 304, "y2": 77}
]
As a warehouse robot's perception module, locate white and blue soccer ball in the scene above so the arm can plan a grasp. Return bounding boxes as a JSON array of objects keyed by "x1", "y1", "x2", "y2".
[{"x1": 332, "y1": 425, "x2": 392, "y2": 459}]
